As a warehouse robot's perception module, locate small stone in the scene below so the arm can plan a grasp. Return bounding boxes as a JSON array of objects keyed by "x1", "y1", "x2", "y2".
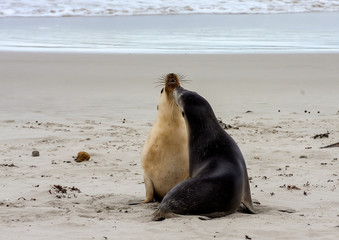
[
  {"x1": 75, "y1": 151, "x2": 90, "y2": 162},
  {"x1": 32, "y1": 151, "x2": 40, "y2": 157}
]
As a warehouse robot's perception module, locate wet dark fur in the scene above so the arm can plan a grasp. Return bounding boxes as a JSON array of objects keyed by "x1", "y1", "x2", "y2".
[{"x1": 153, "y1": 87, "x2": 255, "y2": 221}]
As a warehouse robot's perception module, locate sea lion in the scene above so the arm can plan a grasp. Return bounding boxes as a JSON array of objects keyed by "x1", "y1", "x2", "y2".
[
  {"x1": 153, "y1": 86, "x2": 255, "y2": 220},
  {"x1": 141, "y1": 73, "x2": 189, "y2": 202}
]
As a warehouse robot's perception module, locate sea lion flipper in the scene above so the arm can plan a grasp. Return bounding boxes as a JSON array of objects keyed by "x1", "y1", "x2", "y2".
[
  {"x1": 242, "y1": 199, "x2": 256, "y2": 214},
  {"x1": 127, "y1": 199, "x2": 144, "y2": 205},
  {"x1": 144, "y1": 174, "x2": 155, "y2": 202},
  {"x1": 152, "y1": 209, "x2": 177, "y2": 221},
  {"x1": 199, "y1": 211, "x2": 233, "y2": 219},
  {"x1": 242, "y1": 171, "x2": 256, "y2": 214}
]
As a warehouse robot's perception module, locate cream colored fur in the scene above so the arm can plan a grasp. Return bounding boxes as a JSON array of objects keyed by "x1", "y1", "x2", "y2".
[{"x1": 141, "y1": 82, "x2": 188, "y2": 202}]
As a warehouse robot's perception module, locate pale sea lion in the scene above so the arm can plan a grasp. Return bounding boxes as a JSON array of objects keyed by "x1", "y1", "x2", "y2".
[
  {"x1": 153, "y1": 86, "x2": 255, "y2": 220},
  {"x1": 141, "y1": 73, "x2": 189, "y2": 202}
]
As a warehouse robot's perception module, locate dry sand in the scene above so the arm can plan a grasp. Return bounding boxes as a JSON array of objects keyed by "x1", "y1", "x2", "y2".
[{"x1": 0, "y1": 52, "x2": 338, "y2": 239}]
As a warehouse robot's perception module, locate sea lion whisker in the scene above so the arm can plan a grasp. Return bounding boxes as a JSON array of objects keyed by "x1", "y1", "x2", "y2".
[
  {"x1": 178, "y1": 73, "x2": 187, "y2": 80},
  {"x1": 180, "y1": 80, "x2": 192, "y2": 87},
  {"x1": 178, "y1": 74, "x2": 192, "y2": 85},
  {"x1": 158, "y1": 75, "x2": 166, "y2": 81},
  {"x1": 179, "y1": 82, "x2": 191, "y2": 89},
  {"x1": 153, "y1": 84, "x2": 165, "y2": 89},
  {"x1": 180, "y1": 79, "x2": 192, "y2": 82},
  {"x1": 179, "y1": 74, "x2": 193, "y2": 83},
  {"x1": 154, "y1": 80, "x2": 165, "y2": 85}
]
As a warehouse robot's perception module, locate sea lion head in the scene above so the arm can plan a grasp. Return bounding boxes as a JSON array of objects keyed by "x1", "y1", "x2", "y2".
[
  {"x1": 173, "y1": 86, "x2": 216, "y2": 129},
  {"x1": 157, "y1": 73, "x2": 182, "y2": 111},
  {"x1": 157, "y1": 73, "x2": 185, "y2": 119},
  {"x1": 164, "y1": 73, "x2": 181, "y2": 93}
]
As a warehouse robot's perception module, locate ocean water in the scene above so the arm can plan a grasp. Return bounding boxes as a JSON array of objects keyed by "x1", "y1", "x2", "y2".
[{"x1": 1, "y1": 1, "x2": 339, "y2": 53}]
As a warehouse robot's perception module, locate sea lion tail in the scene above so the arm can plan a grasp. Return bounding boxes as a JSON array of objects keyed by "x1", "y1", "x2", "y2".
[{"x1": 152, "y1": 209, "x2": 177, "y2": 221}]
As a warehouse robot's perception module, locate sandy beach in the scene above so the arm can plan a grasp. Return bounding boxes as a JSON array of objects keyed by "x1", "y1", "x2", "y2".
[{"x1": 0, "y1": 52, "x2": 338, "y2": 239}]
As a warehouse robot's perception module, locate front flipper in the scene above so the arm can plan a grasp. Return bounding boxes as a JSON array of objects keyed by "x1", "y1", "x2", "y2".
[
  {"x1": 242, "y1": 171, "x2": 256, "y2": 214},
  {"x1": 127, "y1": 199, "x2": 145, "y2": 205},
  {"x1": 144, "y1": 174, "x2": 155, "y2": 203}
]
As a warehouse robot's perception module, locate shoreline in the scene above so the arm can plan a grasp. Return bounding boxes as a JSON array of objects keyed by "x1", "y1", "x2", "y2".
[
  {"x1": 2, "y1": 10, "x2": 339, "y2": 17},
  {"x1": 3, "y1": 50, "x2": 339, "y2": 54}
]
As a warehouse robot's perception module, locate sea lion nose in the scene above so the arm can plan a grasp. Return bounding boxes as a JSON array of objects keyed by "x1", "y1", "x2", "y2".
[{"x1": 168, "y1": 73, "x2": 176, "y2": 83}]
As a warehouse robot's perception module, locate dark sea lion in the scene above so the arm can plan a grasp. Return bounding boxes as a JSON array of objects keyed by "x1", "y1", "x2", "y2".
[
  {"x1": 141, "y1": 74, "x2": 189, "y2": 202},
  {"x1": 153, "y1": 86, "x2": 255, "y2": 220}
]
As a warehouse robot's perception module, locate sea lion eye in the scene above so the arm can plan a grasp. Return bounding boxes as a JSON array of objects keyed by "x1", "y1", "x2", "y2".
[
  {"x1": 157, "y1": 105, "x2": 159, "y2": 110},
  {"x1": 182, "y1": 111, "x2": 185, "y2": 117},
  {"x1": 160, "y1": 88, "x2": 164, "y2": 94}
]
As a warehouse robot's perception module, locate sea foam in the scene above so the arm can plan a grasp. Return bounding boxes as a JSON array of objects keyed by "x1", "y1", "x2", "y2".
[{"x1": 1, "y1": 0, "x2": 339, "y2": 17}]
